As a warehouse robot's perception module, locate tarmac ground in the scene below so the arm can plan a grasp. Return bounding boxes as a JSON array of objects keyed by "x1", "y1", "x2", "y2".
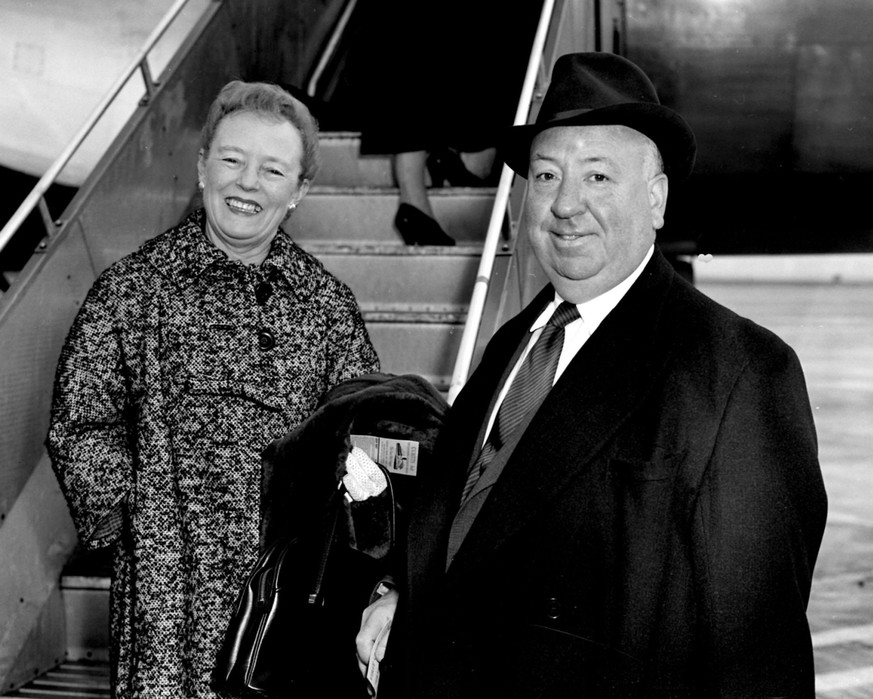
[{"x1": 700, "y1": 279, "x2": 873, "y2": 698}]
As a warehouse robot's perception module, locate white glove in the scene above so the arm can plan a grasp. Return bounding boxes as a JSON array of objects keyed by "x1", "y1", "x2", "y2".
[{"x1": 342, "y1": 447, "x2": 388, "y2": 502}]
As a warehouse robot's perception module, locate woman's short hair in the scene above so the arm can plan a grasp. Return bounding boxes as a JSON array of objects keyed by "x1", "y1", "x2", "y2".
[{"x1": 199, "y1": 80, "x2": 320, "y2": 182}]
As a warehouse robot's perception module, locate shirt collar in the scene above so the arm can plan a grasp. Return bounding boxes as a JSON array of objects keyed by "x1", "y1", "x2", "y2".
[{"x1": 531, "y1": 244, "x2": 655, "y2": 333}]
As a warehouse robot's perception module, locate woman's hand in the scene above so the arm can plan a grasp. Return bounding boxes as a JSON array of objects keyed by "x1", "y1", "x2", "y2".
[{"x1": 356, "y1": 588, "x2": 399, "y2": 676}]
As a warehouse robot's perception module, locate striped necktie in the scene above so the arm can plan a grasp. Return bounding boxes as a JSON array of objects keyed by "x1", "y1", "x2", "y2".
[{"x1": 460, "y1": 301, "x2": 580, "y2": 502}]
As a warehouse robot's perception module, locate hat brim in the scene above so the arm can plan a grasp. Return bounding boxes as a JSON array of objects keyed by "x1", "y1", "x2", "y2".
[{"x1": 500, "y1": 102, "x2": 697, "y2": 181}]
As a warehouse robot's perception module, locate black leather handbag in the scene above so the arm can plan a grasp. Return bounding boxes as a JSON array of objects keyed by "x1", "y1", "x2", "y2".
[
  {"x1": 212, "y1": 470, "x2": 395, "y2": 698},
  {"x1": 212, "y1": 485, "x2": 349, "y2": 697}
]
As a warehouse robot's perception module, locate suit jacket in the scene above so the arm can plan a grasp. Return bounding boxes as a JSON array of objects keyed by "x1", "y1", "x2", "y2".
[{"x1": 382, "y1": 248, "x2": 827, "y2": 699}]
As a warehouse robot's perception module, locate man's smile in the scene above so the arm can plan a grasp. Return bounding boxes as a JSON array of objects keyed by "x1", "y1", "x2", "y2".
[{"x1": 550, "y1": 228, "x2": 591, "y2": 243}]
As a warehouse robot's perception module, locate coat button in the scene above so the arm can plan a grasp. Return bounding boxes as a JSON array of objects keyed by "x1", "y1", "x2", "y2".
[
  {"x1": 546, "y1": 596, "x2": 561, "y2": 620},
  {"x1": 257, "y1": 329, "x2": 276, "y2": 350}
]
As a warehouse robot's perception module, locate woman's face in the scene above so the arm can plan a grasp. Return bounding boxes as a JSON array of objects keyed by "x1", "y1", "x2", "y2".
[{"x1": 197, "y1": 111, "x2": 310, "y2": 263}]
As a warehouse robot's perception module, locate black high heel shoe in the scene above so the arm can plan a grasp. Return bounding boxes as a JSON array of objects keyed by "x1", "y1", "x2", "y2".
[
  {"x1": 394, "y1": 203, "x2": 456, "y2": 246},
  {"x1": 426, "y1": 148, "x2": 489, "y2": 188}
]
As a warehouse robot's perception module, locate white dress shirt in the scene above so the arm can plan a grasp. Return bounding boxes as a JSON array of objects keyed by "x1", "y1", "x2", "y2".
[{"x1": 482, "y1": 245, "x2": 654, "y2": 442}]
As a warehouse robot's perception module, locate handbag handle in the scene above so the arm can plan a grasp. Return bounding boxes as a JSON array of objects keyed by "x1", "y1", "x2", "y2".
[
  {"x1": 307, "y1": 461, "x2": 396, "y2": 605},
  {"x1": 375, "y1": 462, "x2": 396, "y2": 551},
  {"x1": 307, "y1": 486, "x2": 343, "y2": 605}
]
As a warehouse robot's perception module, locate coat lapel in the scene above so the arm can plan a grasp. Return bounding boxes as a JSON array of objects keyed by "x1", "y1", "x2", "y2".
[{"x1": 446, "y1": 249, "x2": 680, "y2": 578}]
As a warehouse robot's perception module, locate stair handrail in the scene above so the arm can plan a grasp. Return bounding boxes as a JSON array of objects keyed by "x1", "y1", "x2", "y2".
[
  {"x1": 447, "y1": 0, "x2": 557, "y2": 404},
  {"x1": 0, "y1": 0, "x2": 214, "y2": 264},
  {"x1": 306, "y1": 0, "x2": 359, "y2": 98}
]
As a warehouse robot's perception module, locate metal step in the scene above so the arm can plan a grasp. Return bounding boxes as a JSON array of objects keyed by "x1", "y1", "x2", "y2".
[
  {"x1": 363, "y1": 311, "x2": 465, "y2": 391},
  {"x1": 55, "y1": 550, "x2": 110, "y2": 667},
  {"x1": 290, "y1": 186, "x2": 496, "y2": 244},
  {"x1": 60, "y1": 575, "x2": 109, "y2": 664},
  {"x1": 301, "y1": 242, "x2": 489, "y2": 388},
  {"x1": 3, "y1": 660, "x2": 110, "y2": 698},
  {"x1": 317, "y1": 132, "x2": 394, "y2": 188},
  {"x1": 303, "y1": 242, "x2": 485, "y2": 311}
]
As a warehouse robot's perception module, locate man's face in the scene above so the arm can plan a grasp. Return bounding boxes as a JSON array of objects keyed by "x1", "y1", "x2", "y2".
[{"x1": 523, "y1": 125, "x2": 668, "y2": 303}]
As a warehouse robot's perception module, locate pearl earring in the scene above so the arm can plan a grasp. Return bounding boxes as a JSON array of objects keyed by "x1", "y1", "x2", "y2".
[
  {"x1": 198, "y1": 181, "x2": 204, "y2": 191},
  {"x1": 287, "y1": 203, "x2": 297, "y2": 212}
]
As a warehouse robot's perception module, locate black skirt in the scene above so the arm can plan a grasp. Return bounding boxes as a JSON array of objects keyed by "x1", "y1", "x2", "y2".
[{"x1": 338, "y1": 0, "x2": 545, "y2": 155}]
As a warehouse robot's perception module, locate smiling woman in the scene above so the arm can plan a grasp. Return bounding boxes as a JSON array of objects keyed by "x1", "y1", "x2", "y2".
[
  {"x1": 195, "y1": 81, "x2": 319, "y2": 264},
  {"x1": 45, "y1": 80, "x2": 379, "y2": 699},
  {"x1": 198, "y1": 112, "x2": 308, "y2": 262}
]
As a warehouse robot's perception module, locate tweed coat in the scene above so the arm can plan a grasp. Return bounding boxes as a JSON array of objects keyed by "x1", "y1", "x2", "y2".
[
  {"x1": 382, "y1": 247, "x2": 827, "y2": 699},
  {"x1": 47, "y1": 209, "x2": 379, "y2": 699}
]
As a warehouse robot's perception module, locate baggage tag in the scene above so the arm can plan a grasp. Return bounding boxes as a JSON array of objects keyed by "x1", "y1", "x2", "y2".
[{"x1": 350, "y1": 435, "x2": 419, "y2": 477}]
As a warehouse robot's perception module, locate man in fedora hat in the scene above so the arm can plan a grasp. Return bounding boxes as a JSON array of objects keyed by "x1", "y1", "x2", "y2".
[{"x1": 357, "y1": 52, "x2": 826, "y2": 698}]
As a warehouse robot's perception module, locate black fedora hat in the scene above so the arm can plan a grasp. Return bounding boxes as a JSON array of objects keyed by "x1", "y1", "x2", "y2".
[{"x1": 501, "y1": 52, "x2": 696, "y2": 181}]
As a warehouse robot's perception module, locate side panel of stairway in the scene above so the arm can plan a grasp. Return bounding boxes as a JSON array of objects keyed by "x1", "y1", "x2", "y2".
[{"x1": 0, "y1": 4, "x2": 239, "y2": 690}]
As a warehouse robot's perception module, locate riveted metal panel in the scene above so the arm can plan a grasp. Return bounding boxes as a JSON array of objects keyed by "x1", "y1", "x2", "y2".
[
  {"x1": 0, "y1": 456, "x2": 77, "y2": 690},
  {"x1": 0, "y1": 221, "x2": 94, "y2": 522}
]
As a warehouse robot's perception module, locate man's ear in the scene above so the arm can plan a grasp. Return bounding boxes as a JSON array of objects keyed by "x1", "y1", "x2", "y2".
[{"x1": 649, "y1": 173, "x2": 669, "y2": 231}]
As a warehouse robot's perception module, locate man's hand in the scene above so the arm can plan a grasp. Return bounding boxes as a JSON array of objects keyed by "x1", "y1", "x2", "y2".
[{"x1": 356, "y1": 588, "x2": 399, "y2": 676}]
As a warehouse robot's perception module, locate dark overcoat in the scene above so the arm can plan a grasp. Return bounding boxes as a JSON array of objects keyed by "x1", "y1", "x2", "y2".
[{"x1": 385, "y1": 247, "x2": 827, "y2": 698}]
